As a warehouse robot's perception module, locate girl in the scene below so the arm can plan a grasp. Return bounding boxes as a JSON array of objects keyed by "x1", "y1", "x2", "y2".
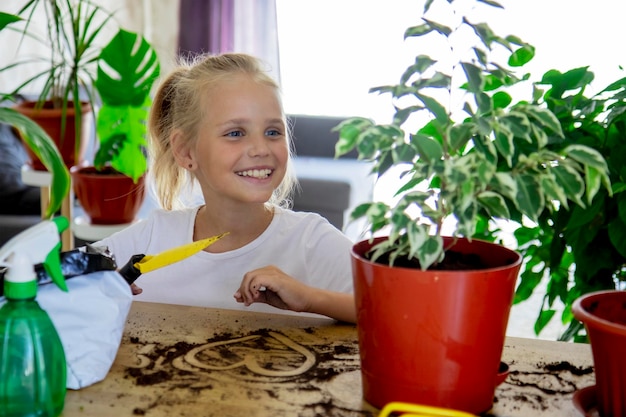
[{"x1": 95, "y1": 53, "x2": 356, "y2": 323}]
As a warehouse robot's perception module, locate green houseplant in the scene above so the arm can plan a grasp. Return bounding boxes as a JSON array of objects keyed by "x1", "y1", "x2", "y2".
[
  {"x1": 1, "y1": 2, "x2": 160, "y2": 225},
  {"x1": 0, "y1": 0, "x2": 117, "y2": 170},
  {"x1": 71, "y1": 28, "x2": 160, "y2": 225},
  {"x1": 93, "y1": 29, "x2": 160, "y2": 182},
  {"x1": 511, "y1": 66, "x2": 626, "y2": 341},
  {"x1": 333, "y1": 0, "x2": 611, "y2": 413}
]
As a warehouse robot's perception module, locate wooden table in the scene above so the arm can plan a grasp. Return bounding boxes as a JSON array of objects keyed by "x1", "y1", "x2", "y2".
[{"x1": 62, "y1": 302, "x2": 594, "y2": 417}]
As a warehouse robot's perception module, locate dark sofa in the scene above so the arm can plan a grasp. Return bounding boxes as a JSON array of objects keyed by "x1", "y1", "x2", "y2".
[{"x1": 288, "y1": 114, "x2": 374, "y2": 240}]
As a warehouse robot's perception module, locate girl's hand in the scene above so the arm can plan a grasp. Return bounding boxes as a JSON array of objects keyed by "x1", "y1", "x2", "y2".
[
  {"x1": 234, "y1": 265, "x2": 357, "y2": 323},
  {"x1": 233, "y1": 265, "x2": 311, "y2": 313},
  {"x1": 131, "y1": 283, "x2": 143, "y2": 295}
]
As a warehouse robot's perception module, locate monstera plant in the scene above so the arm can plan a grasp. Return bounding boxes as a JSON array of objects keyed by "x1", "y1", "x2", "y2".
[
  {"x1": 70, "y1": 28, "x2": 160, "y2": 226},
  {"x1": 92, "y1": 28, "x2": 160, "y2": 182}
]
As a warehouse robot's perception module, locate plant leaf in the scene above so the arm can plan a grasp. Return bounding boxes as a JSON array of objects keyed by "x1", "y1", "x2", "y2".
[
  {"x1": 461, "y1": 62, "x2": 484, "y2": 94},
  {"x1": 412, "y1": 133, "x2": 443, "y2": 163},
  {"x1": 404, "y1": 24, "x2": 434, "y2": 38},
  {"x1": 552, "y1": 164, "x2": 586, "y2": 207},
  {"x1": 334, "y1": 117, "x2": 372, "y2": 157},
  {"x1": 494, "y1": 126, "x2": 514, "y2": 167},
  {"x1": 564, "y1": 144, "x2": 611, "y2": 189},
  {"x1": 515, "y1": 173, "x2": 544, "y2": 221},
  {"x1": 477, "y1": 191, "x2": 510, "y2": 218},
  {"x1": 416, "y1": 93, "x2": 449, "y2": 125},
  {"x1": 519, "y1": 105, "x2": 563, "y2": 136},
  {"x1": 448, "y1": 123, "x2": 475, "y2": 153},
  {"x1": 96, "y1": 29, "x2": 161, "y2": 106},
  {"x1": 584, "y1": 165, "x2": 602, "y2": 206},
  {"x1": 0, "y1": 12, "x2": 21, "y2": 30},
  {"x1": 95, "y1": 96, "x2": 151, "y2": 182},
  {"x1": 492, "y1": 91, "x2": 512, "y2": 109},
  {"x1": 535, "y1": 308, "x2": 556, "y2": 335},
  {"x1": 400, "y1": 55, "x2": 438, "y2": 84},
  {"x1": 417, "y1": 233, "x2": 443, "y2": 270},
  {"x1": 540, "y1": 174, "x2": 569, "y2": 210},
  {"x1": 508, "y1": 44, "x2": 535, "y2": 67}
]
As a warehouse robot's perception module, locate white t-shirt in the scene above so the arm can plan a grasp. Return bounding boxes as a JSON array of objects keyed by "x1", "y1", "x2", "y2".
[{"x1": 95, "y1": 206, "x2": 354, "y2": 316}]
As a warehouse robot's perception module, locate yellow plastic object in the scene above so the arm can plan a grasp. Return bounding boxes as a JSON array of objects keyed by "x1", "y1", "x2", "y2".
[
  {"x1": 378, "y1": 402, "x2": 477, "y2": 417},
  {"x1": 134, "y1": 232, "x2": 228, "y2": 274}
]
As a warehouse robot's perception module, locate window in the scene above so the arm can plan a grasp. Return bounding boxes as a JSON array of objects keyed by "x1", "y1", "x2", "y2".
[{"x1": 276, "y1": 0, "x2": 624, "y2": 123}]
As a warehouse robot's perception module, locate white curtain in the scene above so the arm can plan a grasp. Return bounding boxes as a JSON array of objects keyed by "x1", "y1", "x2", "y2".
[
  {"x1": 107, "y1": 0, "x2": 181, "y2": 77},
  {"x1": 233, "y1": 1, "x2": 281, "y2": 85}
]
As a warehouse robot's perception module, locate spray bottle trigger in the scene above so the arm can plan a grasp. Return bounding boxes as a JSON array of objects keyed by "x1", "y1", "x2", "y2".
[
  {"x1": 43, "y1": 241, "x2": 67, "y2": 292},
  {"x1": 45, "y1": 216, "x2": 69, "y2": 292}
]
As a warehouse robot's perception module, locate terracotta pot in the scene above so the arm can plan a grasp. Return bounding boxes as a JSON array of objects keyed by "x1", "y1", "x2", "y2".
[
  {"x1": 71, "y1": 166, "x2": 146, "y2": 225},
  {"x1": 351, "y1": 236, "x2": 521, "y2": 414},
  {"x1": 15, "y1": 100, "x2": 92, "y2": 171},
  {"x1": 572, "y1": 290, "x2": 626, "y2": 417}
]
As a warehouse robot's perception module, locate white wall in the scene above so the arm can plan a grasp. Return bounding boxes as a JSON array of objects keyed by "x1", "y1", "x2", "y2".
[{"x1": 0, "y1": 0, "x2": 180, "y2": 95}]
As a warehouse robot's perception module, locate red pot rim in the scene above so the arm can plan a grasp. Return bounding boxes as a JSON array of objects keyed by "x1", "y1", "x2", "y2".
[
  {"x1": 572, "y1": 290, "x2": 626, "y2": 336},
  {"x1": 352, "y1": 235, "x2": 522, "y2": 273},
  {"x1": 70, "y1": 165, "x2": 146, "y2": 179},
  {"x1": 15, "y1": 100, "x2": 92, "y2": 116}
]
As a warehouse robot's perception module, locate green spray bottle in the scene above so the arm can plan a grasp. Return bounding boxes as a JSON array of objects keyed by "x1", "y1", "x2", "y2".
[{"x1": 0, "y1": 217, "x2": 69, "y2": 417}]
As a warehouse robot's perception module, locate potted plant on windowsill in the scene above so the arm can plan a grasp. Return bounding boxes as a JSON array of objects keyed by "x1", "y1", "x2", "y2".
[
  {"x1": 334, "y1": 0, "x2": 611, "y2": 414},
  {"x1": 71, "y1": 29, "x2": 160, "y2": 226},
  {"x1": 0, "y1": 1, "x2": 118, "y2": 171}
]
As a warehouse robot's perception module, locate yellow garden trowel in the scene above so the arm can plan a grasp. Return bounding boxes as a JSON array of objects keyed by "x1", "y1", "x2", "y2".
[{"x1": 118, "y1": 233, "x2": 228, "y2": 285}]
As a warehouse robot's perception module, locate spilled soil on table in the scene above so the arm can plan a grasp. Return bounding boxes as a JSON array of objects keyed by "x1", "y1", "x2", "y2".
[
  {"x1": 482, "y1": 360, "x2": 594, "y2": 415},
  {"x1": 123, "y1": 327, "x2": 370, "y2": 416},
  {"x1": 121, "y1": 328, "x2": 594, "y2": 417}
]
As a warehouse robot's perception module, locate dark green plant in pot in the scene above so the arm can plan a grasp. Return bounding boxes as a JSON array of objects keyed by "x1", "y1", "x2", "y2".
[
  {"x1": 512, "y1": 67, "x2": 626, "y2": 341},
  {"x1": 93, "y1": 29, "x2": 160, "y2": 182},
  {"x1": 334, "y1": 0, "x2": 611, "y2": 271}
]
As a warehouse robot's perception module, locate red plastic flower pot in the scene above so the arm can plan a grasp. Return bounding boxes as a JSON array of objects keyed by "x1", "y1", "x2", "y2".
[
  {"x1": 71, "y1": 165, "x2": 146, "y2": 225},
  {"x1": 572, "y1": 290, "x2": 626, "y2": 417},
  {"x1": 351, "y1": 236, "x2": 521, "y2": 414}
]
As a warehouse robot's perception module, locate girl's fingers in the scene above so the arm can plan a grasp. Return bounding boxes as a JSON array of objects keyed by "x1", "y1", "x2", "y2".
[{"x1": 131, "y1": 283, "x2": 143, "y2": 295}]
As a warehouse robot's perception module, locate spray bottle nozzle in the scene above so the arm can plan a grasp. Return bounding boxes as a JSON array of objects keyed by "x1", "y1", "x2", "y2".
[{"x1": 0, "y1": 216, "x2": 70, "y2": 296}]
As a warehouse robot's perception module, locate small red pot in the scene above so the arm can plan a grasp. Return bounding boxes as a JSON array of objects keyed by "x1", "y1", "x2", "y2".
[
  {"x1": 572, "y1": 290, "x2": 626, "y2": 417},
  {"x1": 71, "y1": 165, "x2": 146, "y2": 225},
  {"x1": 351, "y1": 236, "x2": 521, "y2": 414}
]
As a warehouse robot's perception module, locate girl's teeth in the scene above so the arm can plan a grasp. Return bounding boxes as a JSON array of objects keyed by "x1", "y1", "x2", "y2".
[{"x1": 237, "y1": 169, "x2": 271, "y2": 179}]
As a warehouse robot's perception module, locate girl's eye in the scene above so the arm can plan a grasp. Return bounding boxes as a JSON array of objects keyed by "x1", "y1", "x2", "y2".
[
  {"x1": 266, "y1": 129, "x2": 282, "y2": 138},
  {"x1": 225, "y1": 130, "x2": 244, "y2": 138}
]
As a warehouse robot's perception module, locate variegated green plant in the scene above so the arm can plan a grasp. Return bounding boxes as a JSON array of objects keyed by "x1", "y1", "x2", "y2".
[{"x1": 335, "y1": 0, "x2": 611, "y2": 270}]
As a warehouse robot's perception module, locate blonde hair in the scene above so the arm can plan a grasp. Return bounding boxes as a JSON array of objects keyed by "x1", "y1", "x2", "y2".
[{"x1": 148, "y1": 53, "x2": 297, "y2": 210}]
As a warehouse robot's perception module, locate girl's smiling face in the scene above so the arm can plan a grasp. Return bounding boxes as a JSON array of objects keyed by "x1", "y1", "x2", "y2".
[{"x1": 189, "y1": 74, "x2": 288, "y2": 206}]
